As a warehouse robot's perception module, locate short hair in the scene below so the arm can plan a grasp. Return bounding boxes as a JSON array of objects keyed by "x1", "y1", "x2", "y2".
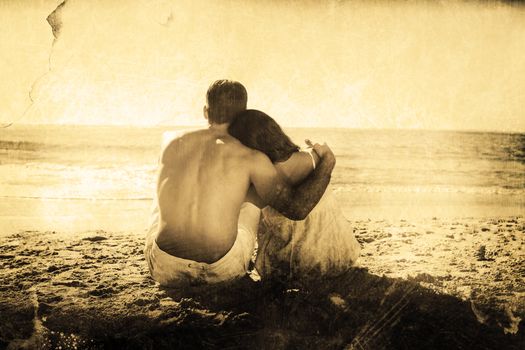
[
  {"x1": 206, "y1": 80, "x2": 248, "y2": 124},
  {"x1": 228, "y1": 109, "x2": 299, "y2": 163}
]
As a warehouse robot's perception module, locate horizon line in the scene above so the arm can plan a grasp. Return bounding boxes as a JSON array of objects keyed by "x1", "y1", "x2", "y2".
[{"x1": 2, "y1": 122, "x2": 524, "y2": 135}]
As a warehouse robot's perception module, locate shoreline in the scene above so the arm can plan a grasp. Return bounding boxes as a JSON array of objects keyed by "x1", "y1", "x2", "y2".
[{"x1": 1, "y1": 191, "x2": 523, "y2": 234}]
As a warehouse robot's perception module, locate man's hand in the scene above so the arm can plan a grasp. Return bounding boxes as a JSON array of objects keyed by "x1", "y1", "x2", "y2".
[
  {"x1": 305, "y1": 140, "x2": 335, "y2": 162},
  {"x1": 305, "y1": 139, "x2": 336, "y2": 170},
  {"x1": 250, "y1": 141, "x2": 336, "y2": 221}
]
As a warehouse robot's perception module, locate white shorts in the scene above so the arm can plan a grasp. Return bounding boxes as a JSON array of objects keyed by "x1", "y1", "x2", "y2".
[{"x1": 144, "y1": 202, "x2": 260, "y2": 287}]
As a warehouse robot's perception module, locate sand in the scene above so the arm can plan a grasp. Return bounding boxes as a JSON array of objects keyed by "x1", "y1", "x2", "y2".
[
  {"x1": 1, "y1": 216, "x2": 524, "y2": 349},
  {"x1": 355, "y1": 216, "x2": 525, "y2": 320}
]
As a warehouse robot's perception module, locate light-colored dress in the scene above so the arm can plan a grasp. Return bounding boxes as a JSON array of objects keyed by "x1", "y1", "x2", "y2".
[{"x1": 255, "y1": 187, "x2": 361, "y2": 280}]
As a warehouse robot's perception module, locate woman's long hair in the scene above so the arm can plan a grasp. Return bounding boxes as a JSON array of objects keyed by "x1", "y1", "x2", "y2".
[{"x1": 228, "y1": 109, "x2": 299, "y2": 163}]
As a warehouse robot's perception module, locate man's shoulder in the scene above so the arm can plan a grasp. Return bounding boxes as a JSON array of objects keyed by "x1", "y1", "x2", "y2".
[
  {"x1": 225, "y1": 137, "x2": 268, "y2": 161},
  {"x1": 161, "y1": 127, "x2": 204, "y2": 149},
  {"x1": 159, "y1": 128, "x2": 270, "y2": 164},
  {"x1": 159, "y1": 128, "x2": 208, "y2": 164},
  {"x1": 235, "y1": 146, "x2": 274, "y2": 175}
]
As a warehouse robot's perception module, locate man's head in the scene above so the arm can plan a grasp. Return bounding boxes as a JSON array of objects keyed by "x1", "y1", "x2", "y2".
[{"x1": 205, "y1": 80, "x2": 247, "y2": 125}]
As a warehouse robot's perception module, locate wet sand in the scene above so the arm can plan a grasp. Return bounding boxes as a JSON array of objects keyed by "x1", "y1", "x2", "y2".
[{"x1": 1, "y1": 216, "x2": 524, "y2": 349}]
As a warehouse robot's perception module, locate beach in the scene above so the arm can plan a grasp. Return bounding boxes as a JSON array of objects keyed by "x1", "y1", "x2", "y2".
[
  {"x1": 1, "y1": 125, "x2": 524, "y2": 348},
  {"x1": 1, "y1": 216, "x2": 523, "y2": 349}
]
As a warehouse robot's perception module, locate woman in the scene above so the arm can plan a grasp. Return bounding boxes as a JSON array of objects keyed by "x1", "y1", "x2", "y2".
[{"x1": 228, "y1": 110, "x2": 361, "y2": 281}]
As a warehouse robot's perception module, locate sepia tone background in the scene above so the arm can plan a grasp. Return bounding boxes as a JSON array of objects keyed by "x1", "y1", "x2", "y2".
[
  {"x1": 1, "y1": 0, "x2": 524, "y2": 130},
  {"x1": 1, "y1": 0, "x2": 524, "y2": 349}
]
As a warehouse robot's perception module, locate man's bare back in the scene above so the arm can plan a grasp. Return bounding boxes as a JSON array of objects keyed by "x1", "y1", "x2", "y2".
[{"x1": 155, "y1": 126, "x2": 261, "y2": 263}]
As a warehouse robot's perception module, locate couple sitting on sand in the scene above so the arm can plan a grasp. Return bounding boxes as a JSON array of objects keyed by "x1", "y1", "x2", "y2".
[{"x1": 145, "y1": 80, "x2": 360, "y2": 286}]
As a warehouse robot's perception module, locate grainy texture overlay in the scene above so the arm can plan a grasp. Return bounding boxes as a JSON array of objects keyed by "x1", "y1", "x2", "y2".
[{"x1": 1, "y1": 0, "x2": 524, "y2": 349}]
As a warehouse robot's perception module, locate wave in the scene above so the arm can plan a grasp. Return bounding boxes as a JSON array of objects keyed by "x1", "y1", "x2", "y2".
[
  {"x1": 2, "y1": 184, "x2": 524, "y2": 202},
  {"x1": 0, "y1": 195, "x2": 153, "y2": 201},
  {"x1": 2, "y1": 128, "x2": 525, "y2": 166},
  {"x1": 0, "y1": 140, "x2": 42, "y2": 151},
  {"x1": 0, "y1": 140, "x2": 156, "y2": 153},
  {"x1": 331, "y1": 184, "x2": 525, "y2": 196}
]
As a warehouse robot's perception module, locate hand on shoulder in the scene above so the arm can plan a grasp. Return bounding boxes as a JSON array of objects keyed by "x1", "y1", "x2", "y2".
[{"x1": 305, "y1": 139, "x2": 336, "y2": 165}]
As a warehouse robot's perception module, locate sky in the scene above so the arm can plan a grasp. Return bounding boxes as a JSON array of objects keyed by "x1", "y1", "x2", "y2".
[{"x1": 1, "y1": 0, "x2": 524, "y2": 131}]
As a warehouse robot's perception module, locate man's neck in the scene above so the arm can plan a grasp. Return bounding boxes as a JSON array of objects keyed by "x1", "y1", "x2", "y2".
[{"x1": 208, "y1": 123, "x2": 230, "y2": 134}]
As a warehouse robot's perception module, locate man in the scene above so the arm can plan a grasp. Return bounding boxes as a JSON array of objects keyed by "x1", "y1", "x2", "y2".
[{"x1": 145, "y1": 80, "x2": 336, "y2": 286}]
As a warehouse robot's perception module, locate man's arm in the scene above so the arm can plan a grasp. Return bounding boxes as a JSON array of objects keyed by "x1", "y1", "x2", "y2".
[{"x1": 250, "y1": 143, "x2": 336, "y2": 220}]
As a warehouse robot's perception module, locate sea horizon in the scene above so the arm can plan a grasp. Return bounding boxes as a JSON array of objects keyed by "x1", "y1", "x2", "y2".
[{"x1": 3, "y1": 122, "x2": 525, "y2": 135}]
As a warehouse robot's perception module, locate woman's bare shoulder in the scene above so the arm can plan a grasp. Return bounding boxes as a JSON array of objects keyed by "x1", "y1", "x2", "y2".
[{"x1": 275, "y1": 151, "x2": 314, "y2": 185}]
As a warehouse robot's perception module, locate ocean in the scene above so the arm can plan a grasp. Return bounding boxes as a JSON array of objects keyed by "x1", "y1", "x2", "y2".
[{"x1": 1, "y1": 125, "x2": 524, "y2": 233}]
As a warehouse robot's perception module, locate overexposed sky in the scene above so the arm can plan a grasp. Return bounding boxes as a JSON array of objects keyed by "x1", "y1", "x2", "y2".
[{"x1": 1, "y1": 0, "x2": 524, "y2": 131}]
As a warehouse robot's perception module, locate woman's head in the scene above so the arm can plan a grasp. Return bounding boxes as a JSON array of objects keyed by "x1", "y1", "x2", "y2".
[{"x1": 228, "y1": 109, "x2": 299, "y2": 163}]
